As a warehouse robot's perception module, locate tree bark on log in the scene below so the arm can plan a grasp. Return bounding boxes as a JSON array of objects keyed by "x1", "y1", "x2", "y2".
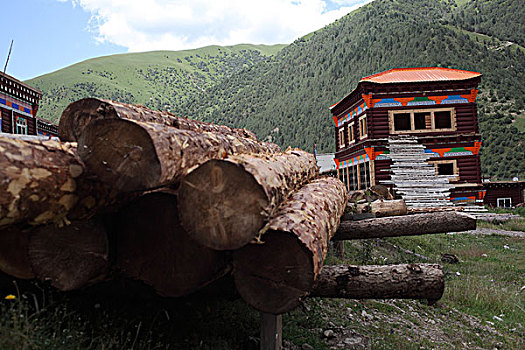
[
  {"x1": 333, "y1": 211, "x2": 476, "y2": 240},
  {"x1": 59, "y1": 98, "x2": 259, "y2": 142},
  {"x1": 233, "y1": 177, "x2": 347, "y2": 314},
  {"x1": 115, "y1": 192, "x2": 230, "y2": 297},
  {"x1": 310, "y1": 264, "x2": 444, "y2": 301},
  {"x1": 0, "y1": 226, "x2": 34, "y2": 279},
  {"x1": 179, "y1": 149, "x2": 320, "y2": 251},
  {"x1": 0, "y1": 136, "x2": 134, "y2": 228},
  {"x1": 369, "y1": 199, "x2": 407, "y2": 217},
  {"x1": 78, "y1": 119, "x2": 281, "y2": 192},
  {"x1": 28, "y1": 217, "x2": 109, "y2": 291}
]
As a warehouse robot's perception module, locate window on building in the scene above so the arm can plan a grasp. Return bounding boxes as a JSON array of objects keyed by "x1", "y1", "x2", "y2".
[
  {"x1": 15, "y1": 117, "x2": 28, "y2": 135},
  {"x1": 338, "y1": 127, "x2": 345, "y2": 148},
  {"x1": 390, "y1": 108, "x2": 455, "y2": 133},
  {"x1": 348, "y1": 123, "x2": 355, "y2": 143},
  {"x1": 393, "y1": 113, "x2": 411, "y2": 130},
  {"x1": 428, "y1": 159, "x2": 458, "y2": 180},
  {"x1": 359, "y1": 115, "x2": 367, "y2": 138},
  {"x1": 434, "y1": 110, "x2": 452, "y2": 129},
  {"x1": 497, "y1": 198, "x2": 512, "y2": 208}
]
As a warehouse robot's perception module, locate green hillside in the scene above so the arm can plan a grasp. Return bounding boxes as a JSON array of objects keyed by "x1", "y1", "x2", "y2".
[
  {"x1": 175, "y1": 0, "x2": 525, "y2": 180},
  {"x1": 26, "y1": 44, "x2": 285, "y2": 123},
  {"x1": 26, "y1": 0, "x2": 524, "y2": 180}
]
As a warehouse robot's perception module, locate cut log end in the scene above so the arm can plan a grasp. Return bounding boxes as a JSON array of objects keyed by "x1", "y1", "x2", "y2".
[
  {"x1": 59, "y1": 98, "x2": 117, "y2": 142},
  {"x1": 28, "y1": 219, "x2": 109, "y2": 291},
  {"x1": 233, "y1": 231, "x2": 314, "y2": 314},
  {"x1": 179, "y1": 159, "x2": 268, "y2": 250},
  {"x1": 78, "y1": 119, "x2": 161, "y2": 192}
]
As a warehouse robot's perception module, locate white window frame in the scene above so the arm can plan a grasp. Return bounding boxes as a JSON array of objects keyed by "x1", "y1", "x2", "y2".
[
  {"x1": 389, "y1": 107, "x2": 456, "y2": 134},
  {"x1": 358, "y1": 114, "x2": 367, "y2": 139},
  {"x1": 15, "y1": 116, "x2": 28, "y2": 135},
  {"x1": 497, "y1": 198, "x2": 512, "y2": 208},
  {"x1": 428, "y1": 159, "x2": 459, "y2": 181},
  {"x1": 338, "y1": 127, "x2": 345, "y2": 148},
  {"x1": 348, "y1": 123, "x2": 355, "y2": 145}
]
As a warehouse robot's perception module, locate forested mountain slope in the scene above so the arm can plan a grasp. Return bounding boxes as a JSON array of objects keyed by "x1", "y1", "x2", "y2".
[
  {"x1": 26, "y1": 44, "x2": 285, "y2": 123},
  {"x1": 176, "y1": 0, "x2": 525, "y2": 180}
]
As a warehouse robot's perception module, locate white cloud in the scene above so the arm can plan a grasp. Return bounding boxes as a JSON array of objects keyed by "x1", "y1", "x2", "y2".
[{"x1": 62, "y1": 0, "x2": 373, "y2": 52}]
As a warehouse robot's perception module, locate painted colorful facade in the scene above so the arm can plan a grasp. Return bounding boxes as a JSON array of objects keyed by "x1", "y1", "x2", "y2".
[
  {"x1": 330, "y1": 67, "x2": 483, "y2": 204},
  {"x1": 0, "y1": 71, "x2": 57, "y2": 137}
]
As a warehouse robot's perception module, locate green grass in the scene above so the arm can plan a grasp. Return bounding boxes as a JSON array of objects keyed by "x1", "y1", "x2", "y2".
[{"x1": 1, "y1": 231, "x2": 523, "y2": 349}]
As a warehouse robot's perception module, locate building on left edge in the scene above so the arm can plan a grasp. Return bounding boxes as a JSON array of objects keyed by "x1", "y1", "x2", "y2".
[{"x1": 0, "y1": 71, "x2": 57, "y2": 137}]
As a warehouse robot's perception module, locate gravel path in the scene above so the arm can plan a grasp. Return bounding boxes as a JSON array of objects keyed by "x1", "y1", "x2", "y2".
[{"x1": 450, "y1": 227, "x2": 525, "y2": 238}]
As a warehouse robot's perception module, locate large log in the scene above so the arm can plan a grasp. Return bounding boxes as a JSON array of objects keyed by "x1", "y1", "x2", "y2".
[
  {"x1": 233, "y1": 177, "x2": 347, "y2": 314},
  {"x1": 59, "y1": 98, "x2": 258, "y2": 142},
  {"x1": 310, "y1": 264, "x2": 444, "y2": 301},
  {"x1": 28, "y1": 217, "x2": 109, "y2": 291},
  {"x1": 0, "y1": 136, "x2": 132, "y2": 228},
  {"x1": 78, "y1": 119, "x2": 280, "y2": 192},
  {"x1": 179, "y1": 149, "x2": 320, "y2": 251},
  {"x1": 333, "y1": 211, "x2": 476, "y2": 240},
  {"x1": 0, "y1": 225, "x2": 34, "y2": 279},
  {"x1": 116, "y1": 192, "x2": 230, "y2": 297}
]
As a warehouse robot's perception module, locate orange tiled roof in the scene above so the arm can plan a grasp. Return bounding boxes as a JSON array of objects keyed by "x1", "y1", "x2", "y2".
[{"x1": 360, "y1": 67, "x2": 481, "y2": 84}]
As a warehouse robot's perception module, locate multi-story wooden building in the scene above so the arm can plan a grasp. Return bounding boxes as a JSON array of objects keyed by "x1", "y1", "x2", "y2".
[
  {"x1": 0, "y1": 71, "x2": 57, "y2": 137},
  {"x1": 330, "y1": 67, "x2": 483, "y2": 206}
]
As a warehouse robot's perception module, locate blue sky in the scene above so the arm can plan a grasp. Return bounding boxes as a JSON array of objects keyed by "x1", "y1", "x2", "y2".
[{"x1": 1, "y1": 0, "x2": 372, "y2": 80}]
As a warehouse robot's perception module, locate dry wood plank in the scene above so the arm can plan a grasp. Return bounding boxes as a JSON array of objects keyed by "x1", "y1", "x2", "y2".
[
  {"x1": 310, "y1": 264, "x2": 444, "y2": 301},
  {"x1": 233, "y1": 177, "x2": 347, "y2": 314},
  {"x1": 59, "y1": 98, "x2": 258, "y2": 142},
  {"x1": 78, "y1": 119, "x2": 280, "y2": 192},
  {"x1": 369, "y1": 199, "x2": 407, "y2": 217},
  {"x1": 28, "y1": 217, "x2": 109, "y2": 291},
  {"x1": 115, "y1": 191, "x2": 230, "y2": 297},
  {"x1": 179, "y1": 149, "x2": 319, "y2": 251},
  {"x1": 333, "y1": 211, "x2": 476, "y2": 240},
  {"x1": 260, "y1": 312, "x2": 282, "y2": 350}
]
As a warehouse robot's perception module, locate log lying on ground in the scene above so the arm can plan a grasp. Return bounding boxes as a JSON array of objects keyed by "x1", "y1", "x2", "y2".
[
  {"x1": 370, "y1": 199, "x2": 407, "y2": 217},
  {"x1": 78, "y1": 119, "x2": 281, "y2": 192},
  {"x1": 310, "y1": 264, "x2": 444, "y2": 301},
  {"x1": 28, "y1": 217, "x2": 109, "y2": 291},
  {"x1": 233, "y1": 177, "x2": 347, "y2": 314},
  {"x1": 0, "y1": 225, "x2": 34, "y2": 279},
  {"x1": 0, "y1": 136, "x2": 133, "y2": 228},
  {"x1": 59, "y1": 98, "x2": 258, "y2": 142},
  {"x1": 179, "y1": 149, "x2": 320, "y2": 251},
  {"x1": 333, "y1": 211, "x2": 476, "y2": 240},
  {"x1": 116, "y1": 192, "x2": 230, "y2": 297}
]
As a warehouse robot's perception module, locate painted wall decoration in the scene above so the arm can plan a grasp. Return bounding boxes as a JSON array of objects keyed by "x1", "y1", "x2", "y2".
[
  {"x1": 333, "y1": 89, "x2": 479, "y2": 126},
  {"x1": 334, "y1": 153, "x2": 370, "y2": 169},
  {"x1": 0, "y1": 96, "x2": 33, "y2": 117},
  {"x1": 424, "y1": 142, "x2": 482, "y2": 158},
  {"x1": 450, "y1": 190, "x2": 485, "y2": 203}
]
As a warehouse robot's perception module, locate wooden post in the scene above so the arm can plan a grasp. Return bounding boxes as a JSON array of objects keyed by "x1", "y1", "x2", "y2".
[{"x1": 260, "y1": 312, "x2": 282, "y2": 350}]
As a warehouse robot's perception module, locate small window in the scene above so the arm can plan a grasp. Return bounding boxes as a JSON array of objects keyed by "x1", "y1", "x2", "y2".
[
  {"x1": 435, "y1": 111, "x2": 452, "y2": 129},
  {"x1": 359, "y1": 115, "x2": 368, "y2": 138},
  {"x1": 437, "y1": 163, "x2": 454, "y2": 175},
  {"x1": 338, "y1": 128, "x2": 345, "y2": 148},
  {"x1": 348, "y1": 124, "x2": 355, "y2": 143},
  {"x1": 15, "y1": 117, "x2": 28, "y2": 135},
  {"x1": 394, "y1": 113, "x2": 411, "y2": 131},
  {"x1": 414, "y1": 112, "x2": 428, "y2": 130},
  {"x1": 497, "y1": 198, "x2": 512, "y2": 208}
]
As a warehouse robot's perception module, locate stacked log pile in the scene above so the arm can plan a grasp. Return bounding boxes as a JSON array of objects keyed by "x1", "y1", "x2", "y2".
[{"x1": 1, "y1": 99, "x2": 477, "y2": 340}]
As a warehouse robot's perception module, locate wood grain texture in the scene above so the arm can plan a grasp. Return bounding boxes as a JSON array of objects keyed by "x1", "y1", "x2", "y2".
[
  {"x1": 59, "y1": 98, "x2": 259, "y2": 142},
  {"x1": 233, "y1": 177, "x2": 347, "y2": 314},
  {"x1": 179, "y1": 149, "x2": 319, "y2": 250},
  {"x1": 311, "y1": 264, "x2": 444, "y2": 301}
]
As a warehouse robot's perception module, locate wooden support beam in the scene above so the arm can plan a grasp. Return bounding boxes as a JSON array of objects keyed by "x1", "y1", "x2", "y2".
[
  {"x1": 333, "y1": 211, "x2": 475, "y2": 240},
  {"x1": 260, "y1": 312, "x2": 282, "y2": 350}
]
